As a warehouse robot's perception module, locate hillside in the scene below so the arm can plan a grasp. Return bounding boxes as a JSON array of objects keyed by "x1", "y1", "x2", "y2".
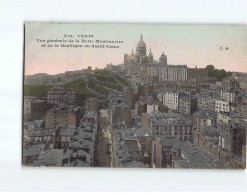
[
  {"x1": 23, "y1": 72, "x2": 129, "y2": 105},
  {"x1": 23, "y1": 84, "x2": 53, "y2": 97}
]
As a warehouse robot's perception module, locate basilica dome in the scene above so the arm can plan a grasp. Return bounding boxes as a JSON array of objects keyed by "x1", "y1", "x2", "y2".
[
  {"x1": 148, "y1": 48, "x2": 153, "y2": 58},
  {"x1": 136, "y1": 34, "x2": 147, "y2": 57},
  {"x1": 136, "y1": 34, "x2": 146, "y2": 48},
  {"x1": 130, "y1": 49, "x2": 135, "y2": 58}
]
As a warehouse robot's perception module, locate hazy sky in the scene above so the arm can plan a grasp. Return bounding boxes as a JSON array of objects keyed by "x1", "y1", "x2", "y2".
[{"x1": 25, "y1": 23, "x2": 247, "y2": 75}]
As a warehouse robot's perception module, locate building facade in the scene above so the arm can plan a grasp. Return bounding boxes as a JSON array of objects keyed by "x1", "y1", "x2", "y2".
[{"x1": 47, "y1": 87, "x2": 76, "y2": 105}]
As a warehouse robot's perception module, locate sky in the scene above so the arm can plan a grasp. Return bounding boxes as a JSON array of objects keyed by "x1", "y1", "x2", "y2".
[{"x1": 25, "y1": 23, "x2": 247, "y2": 75}]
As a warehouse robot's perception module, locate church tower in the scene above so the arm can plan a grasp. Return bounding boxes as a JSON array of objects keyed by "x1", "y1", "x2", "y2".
[
  {"x1": 135, "y1": 34, "x2": 147, "y2": 57},
  {"x1": 159, "y1": 52, "x2": 167, "y2": 65}
]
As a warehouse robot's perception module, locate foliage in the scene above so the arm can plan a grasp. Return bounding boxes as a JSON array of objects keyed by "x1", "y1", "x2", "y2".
[
  {"x1": 94, "y1": 70, "x2": 111, "y2": 75},
  {"x1": 95, "y1": 74, "x2": 115, "y2": 83},
  {"x1": 24, "y1": 84, "x2": 52, "y2": 97},
  {"x1": 88, "y1": 78, "x2": 110, "y2": 95},
  {"x1": 206, "y1": 65, "x2": 232, "y2": 81},
  {"x1": 101, "y1": 82, "x2": 122, "y2": 91},
  {"x1": 63, "y1": 78, "x2": 97, "y2": 105},
  {"x1": 114, "y1": 75, "x2": 128, "y2": 86}
]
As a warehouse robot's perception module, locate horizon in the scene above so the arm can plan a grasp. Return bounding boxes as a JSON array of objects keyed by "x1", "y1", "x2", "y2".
[
  {"x1": 25, "y1": 23, "x2": 247, "y2": 75},
  {"x1": 25, "y1": 64, "x2": 246, "y2": 77}
]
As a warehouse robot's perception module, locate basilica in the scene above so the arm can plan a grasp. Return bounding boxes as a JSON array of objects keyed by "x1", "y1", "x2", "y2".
[{"x1": 124, "y1": 35, "x2": 187, "y2": 86}]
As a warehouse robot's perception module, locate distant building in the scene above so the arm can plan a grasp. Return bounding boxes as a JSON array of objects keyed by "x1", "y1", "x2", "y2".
[
  {"x1": 220, "y1": 89, "x2": 241, "y2": 103},
  {"x1": 217, "y1": 111, "x2": 245, "y2": 124},
  {"x1": 47, "y1": 87, "x2": 76, "y2": 105},
  {"x1": 178, "y1": 95, "x2": 197, "y2": 116},
  {"x1": 215, "y1": 99, "x2": 230, "y2": 112},
  {"x1": 124, "y1": 35, "x2": 187, "y2": 87},
  {"x1": 223, "y1": 77, "x2": 240, "y2": 90},
  {"x1": 239, "y1": 80, "x2": 247, "y2": 89},
  {"x1": 187, "y1": 67, "x2": 208, "y2": 79},
  {"x1": 234, "y1": 102, "x2": 247, "y2": 118},
  {"x1": 197, "y1": 91, "x2": 220, "y2": 112},
  {"x1": 84, "y1": 98, "x2": 99, "y2": 112},
  {"x1": 192, "y1": 77, "x2": 216, "y2": 90},
  {"x1": 105, "y1": 63, "x2": 122, "y2": 71},
  {"x1": 163, "y1": 90, "x2": 186, "y2": 110}
]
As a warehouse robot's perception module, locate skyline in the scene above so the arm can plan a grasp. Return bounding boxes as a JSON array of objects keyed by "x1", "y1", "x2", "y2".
[{"x1": 25, "y1": 23, "x2": 247, "y2": 75}]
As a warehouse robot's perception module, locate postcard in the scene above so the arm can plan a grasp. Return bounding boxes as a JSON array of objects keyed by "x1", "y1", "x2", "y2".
[{"x1": 23, "y1": 23, "x2": 247, "y2": 169}]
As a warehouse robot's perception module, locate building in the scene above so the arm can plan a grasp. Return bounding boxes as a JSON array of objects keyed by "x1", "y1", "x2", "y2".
[
  {"x1": 45, "y1": 105, "x2": 81, "y2": 128},
  {"x1": 84, "y1": 98, "x2": 99, "y2": 112},
  {"x1": 187, "y1": 67, "x2": 208, "y2": 79},
  {"x1": 47, "y1": 87, "x2": 76, "y2": 105},
  {"x1": 135, "y1": 96, "x2": 159, "y2": 116},
  {"x1": 62, "y1": 110, "x2": 98, "y2": 167},
  {"x1": 234, "y1": 102, "x2": 247, "y2": 118},
  {"x1": 142, "y1": 111, "x2": 170, "y2": 129},
  {"x1": 23, "y1": 144, "x2": 45, "y2": 165},
  {"x1": 24, "y1": 96, "x2": 53, "y2": 120},
  {"x1": 222, "y1": 122, "x2": 247, "y2": 156},
  {"x1": 111, "y1": 126, "x2": 153, "y2": 168},
  {"x1": 193, "y1": 126, "x2": 245, "y2": 169},
  {"x1": 179, "y1": 95, "x2": 197, "y2": 116},
  {"x1": 215, "y1": 99, "x2": 230, "y2": 112},
  {"x1": 137, "y1": 82, "x2": 153, "y2": 96},
  {"x1": 217, "y1": 111, "x2": 245, "y2": 124},
  {"x1": 124, "y1": 35, "x2": 188, "y2": 86},
  {"x1": 123, "y1": 86, "x2": 138, "y2": 109},
  {"x1": 152, "y1": 136, "x2": 223, "y2": 169},
  {"x1": 24, "y1": 96, "x2": 36, "y2": 115},
  {"x1": 220, "y1": 89, "x2": 237, "y2": 103},
  {"x1": 105, "y1": 63, "x2": 123, "y2": 71},
  {"x1": 25, "y1": 126, "x2": 74, "y2": 150},
  {"x1": 222, "y1": 77, "x2": 240, "y2": 90},
  {"x1": 112, "y1": 103, "x2": 133, "y2": 128},
  {"x1": 150, "y1": 117, "x2": 193, "y2": 142},
  {"x1": 193, "y1": 110, "x2": 217, "y2": 130},
  {"x1": 163, "y1": 90, "x2": 186, "y2": 110},
  {"x1": 197, "y1": 91, "x2": 220, "y2": 112},
  {"x1": 142, "y1": 111, "x2": 193, "y2": 142}
]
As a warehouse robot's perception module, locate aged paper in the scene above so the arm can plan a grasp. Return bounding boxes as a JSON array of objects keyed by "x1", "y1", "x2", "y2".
[{"x1": 23, "y1": 23, "x2": 247, "y2": 169}]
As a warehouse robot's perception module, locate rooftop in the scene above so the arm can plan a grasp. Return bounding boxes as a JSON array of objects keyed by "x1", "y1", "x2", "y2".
[
  {"x1": 218, "y1": 111, "x2": 244, "y2": 118},
  {"x1": 23, "y1": 144, "x2": 44, "y2": 157},
  {"x1": 37, "y1": 149, "x2": 64, "y2": 166}
]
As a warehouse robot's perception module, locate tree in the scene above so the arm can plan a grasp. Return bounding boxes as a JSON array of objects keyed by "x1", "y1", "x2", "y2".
[
  {"x1": 206, "y1": 65, "x2": 232, "y2": 81},
  {"x1": 206, "y1": 65, "x2": 215, "y2": 71}
]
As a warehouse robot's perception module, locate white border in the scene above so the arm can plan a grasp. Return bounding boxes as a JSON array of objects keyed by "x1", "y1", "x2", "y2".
[{"x1": 0, "y1": 0, "x2": 247, "y2": 192}]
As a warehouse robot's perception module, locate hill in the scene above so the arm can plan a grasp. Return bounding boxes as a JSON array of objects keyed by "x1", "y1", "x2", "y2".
[{"x1": 23, "y1": 71, "x2": 129, "y2": 105}]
